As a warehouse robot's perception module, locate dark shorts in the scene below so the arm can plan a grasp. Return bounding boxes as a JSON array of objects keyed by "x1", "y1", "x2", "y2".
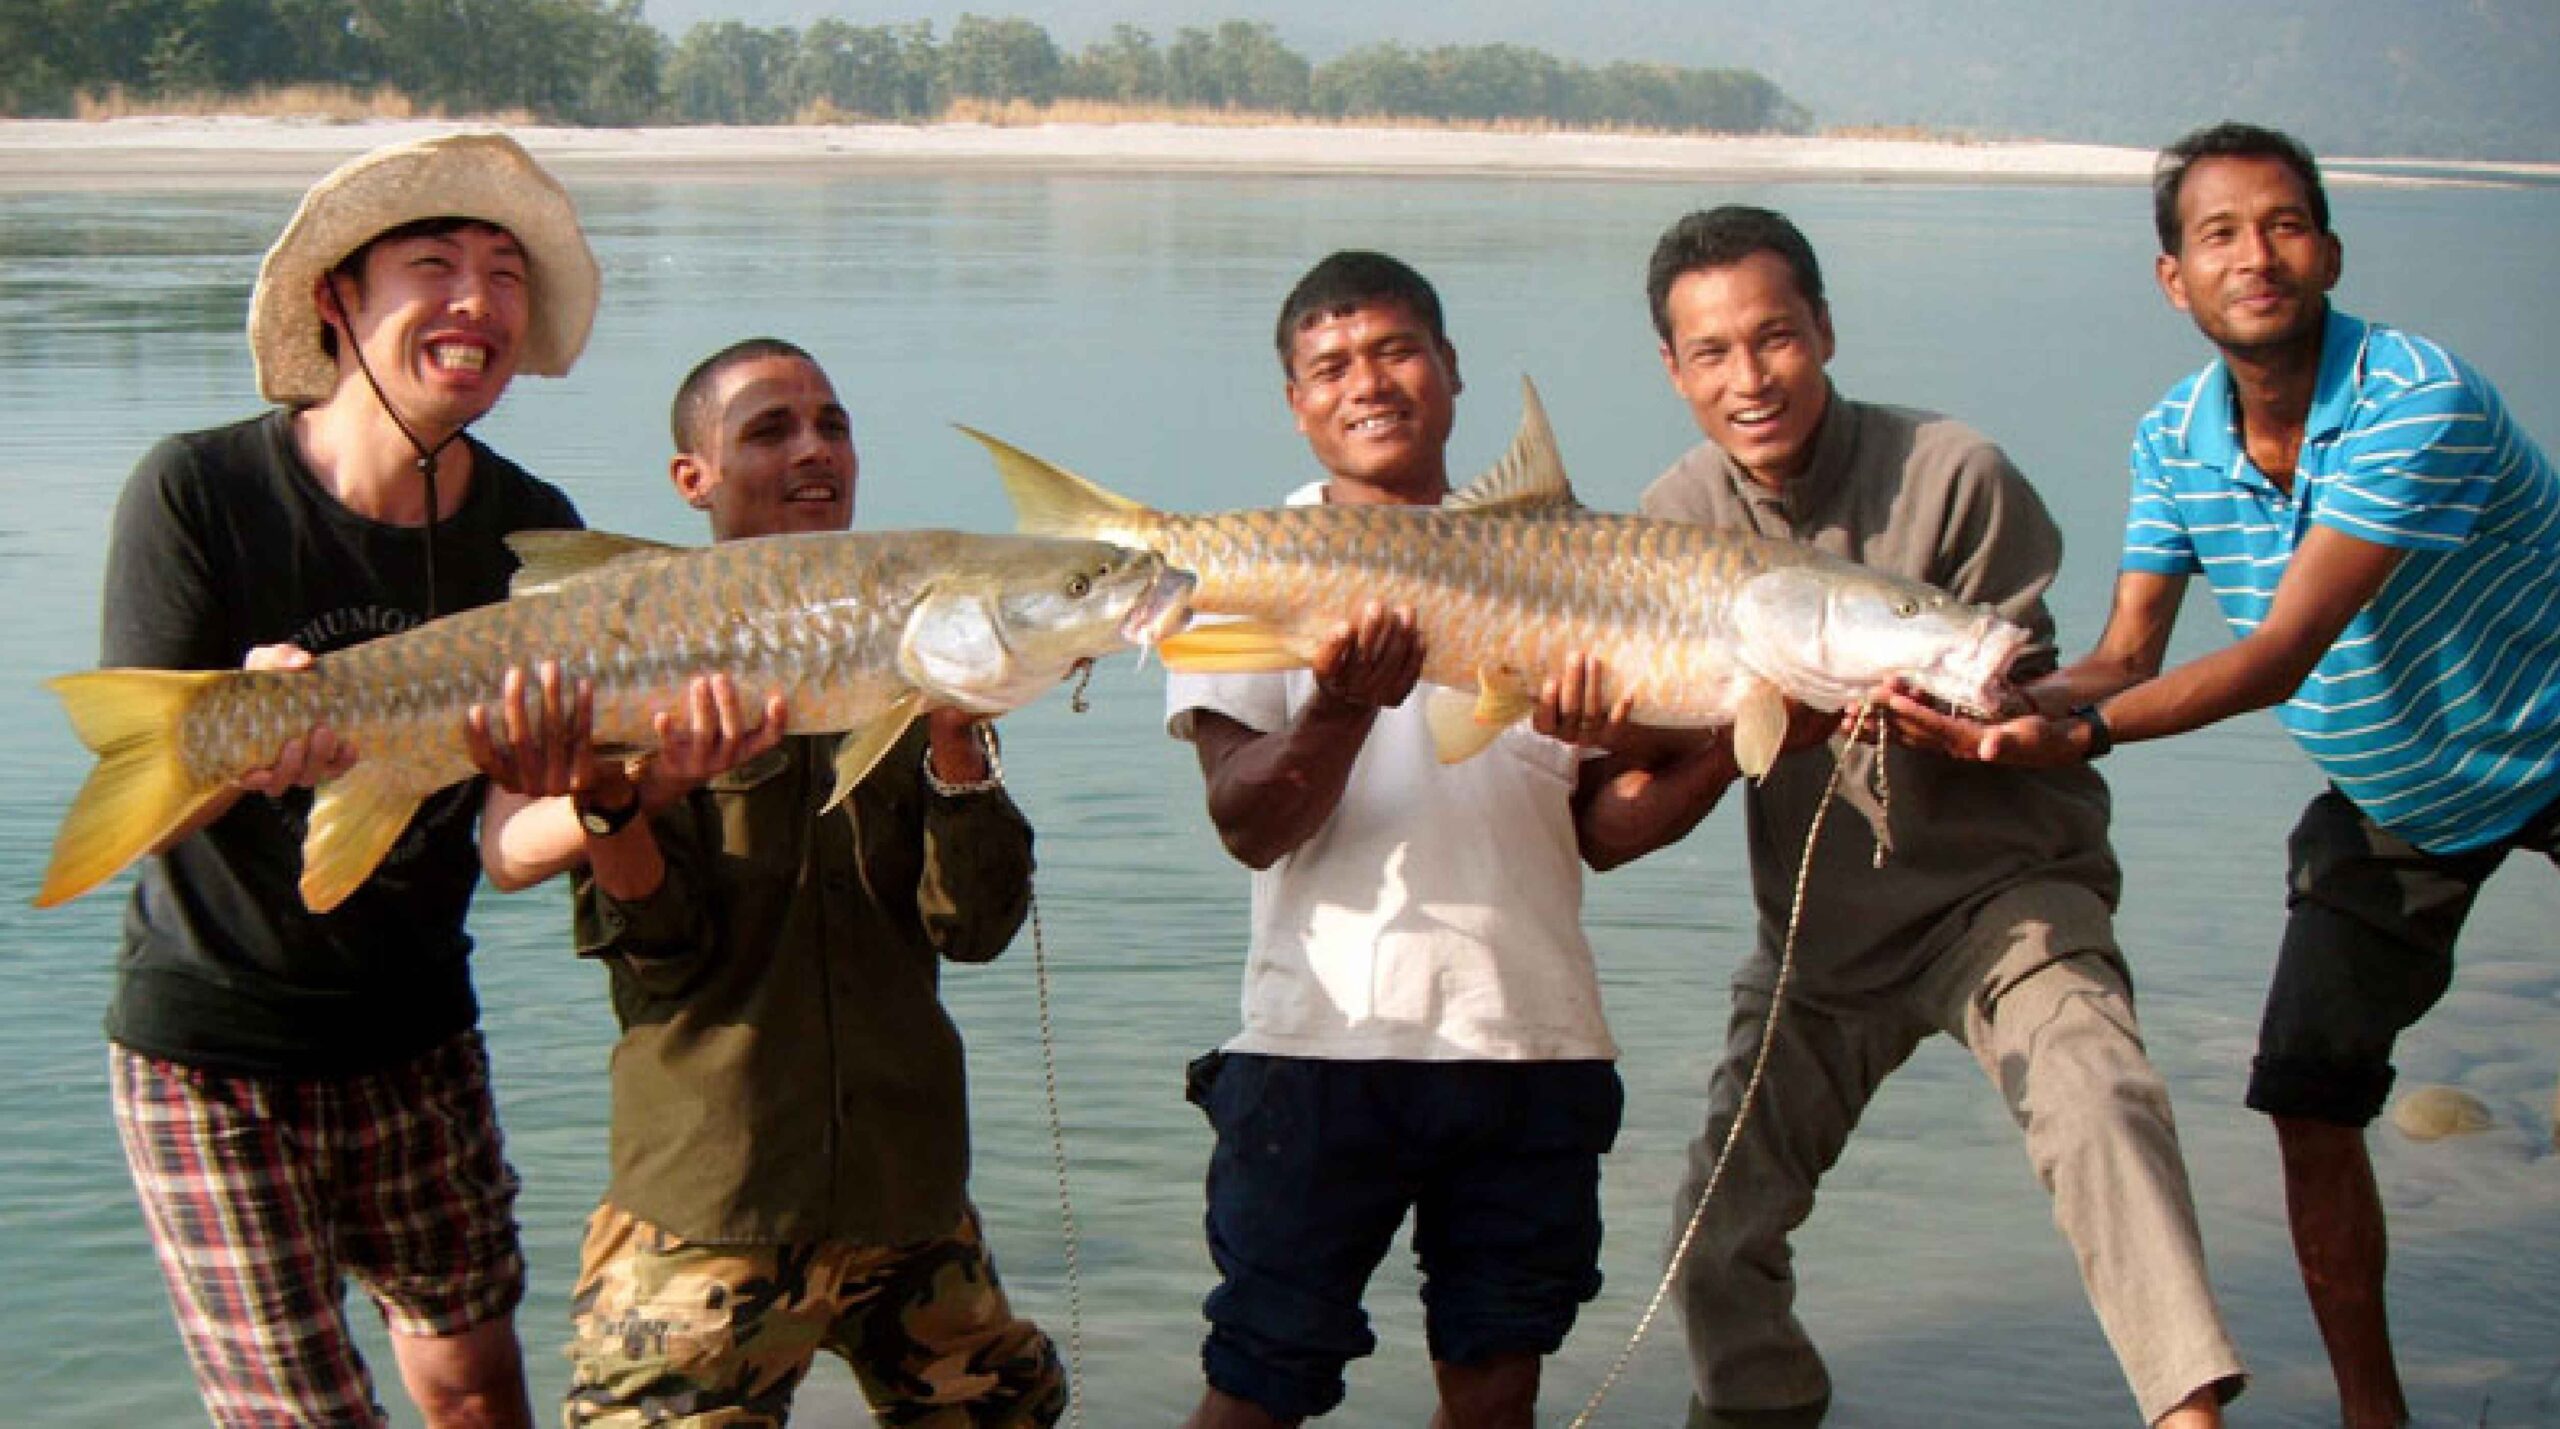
[
  {"x1": 1184, "y1": 1052, "x2": 1623, "y2": 1420},
  {"x1": 2248, "y1": 785, "x2": 2560, "y2": 1126}
]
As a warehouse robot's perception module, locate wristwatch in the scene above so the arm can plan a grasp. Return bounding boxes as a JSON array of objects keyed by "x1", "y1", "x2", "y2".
[
  {"x1": 575, "y1": 785, "x2": 643, "y2": 837},
  {"x1": 922, "y1": 721, "x2": 1005, "y2": 797},
  {"x1": 2069, "y1": 703, "x2": 2115, "y2": 760}
]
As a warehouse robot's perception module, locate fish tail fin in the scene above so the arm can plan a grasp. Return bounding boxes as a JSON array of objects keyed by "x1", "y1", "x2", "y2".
[
  {"x1": 1153, "y1": 620, "x2": 1316, "y2": 674},
  {"x1": 36, "y1": 669, "x2": 233, "y2": 908},
  {"x1": 299, "y1": 762, "x2": 435, "y2": 914},
  {"x1": 957, "y1": 426, "x2": 1153, "y2": 542}
]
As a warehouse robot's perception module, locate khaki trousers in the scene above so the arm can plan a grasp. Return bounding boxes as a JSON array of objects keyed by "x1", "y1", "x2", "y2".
[{"x1": 1671, "y1": 882, "x2": 2246, "y2": 1425}]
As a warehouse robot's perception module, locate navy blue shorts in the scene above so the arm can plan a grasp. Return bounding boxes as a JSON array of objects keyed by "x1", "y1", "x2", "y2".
[
  {"x1": 2248, "y1": 785, "x2": 2559, "y2": 1126},
  {"x1": 1184, "y1": 1052, "x2": 1623, "y2": 1420}
]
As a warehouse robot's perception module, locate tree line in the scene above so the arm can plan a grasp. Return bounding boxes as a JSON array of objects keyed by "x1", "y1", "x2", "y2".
[{"x1": 3, "y1": 2, "x2": 1810, "y2": 135}]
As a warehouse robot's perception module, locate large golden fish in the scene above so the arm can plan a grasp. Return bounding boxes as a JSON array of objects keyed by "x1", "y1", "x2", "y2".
[
  {"x1": 966, "y1": 381, "x2": 2025, "y2": 774},
  {"x1": 38, "y1": 529, "x2": 1193, "y2": 912}
]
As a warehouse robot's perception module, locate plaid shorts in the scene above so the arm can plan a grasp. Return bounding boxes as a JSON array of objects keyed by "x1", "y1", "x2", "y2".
[
  {"x1": 565, "y1": 1202, "x2": 1066, "y2": 1428},
  {"x1": 112, "y1": 1032, "x2": 526, "y2": 1428}
]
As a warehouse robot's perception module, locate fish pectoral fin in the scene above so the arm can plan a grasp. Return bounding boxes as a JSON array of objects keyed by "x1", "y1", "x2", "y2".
[
  {"x1": 825, "y1": 692, "x2": 924, "y2": 813},
  {"x1": 36, "y1": 668, "x2": 232, "y2": 908},
  {"x1": 1153, "y1": 621, "x2": 1316, "y2": 674},
  {"x1": 505, "y1": 529, "x2": 683, "y2": 596},
  {"x1": 1734, "y1": 681, "x2": 1790, "y2": 781},
  {"x1": 299, "y1": 762, "x2": 436, "y2": 914}
]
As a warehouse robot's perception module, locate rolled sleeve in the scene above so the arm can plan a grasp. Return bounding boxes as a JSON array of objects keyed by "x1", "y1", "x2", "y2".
[
  {"x1": 917, "y1": 787, "x2": 1034, "y2": 963},
  {"x1": 572, "y1": 812, "x2": 717, "y2": 993}
]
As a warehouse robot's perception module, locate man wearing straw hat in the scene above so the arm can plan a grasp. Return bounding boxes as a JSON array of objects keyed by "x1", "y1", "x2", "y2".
[{"x1": 97, "y1": 131, "x2": 598, "y2": 1428}]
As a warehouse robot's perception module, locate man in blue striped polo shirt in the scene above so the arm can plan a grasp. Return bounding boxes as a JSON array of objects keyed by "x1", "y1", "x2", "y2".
[{"x1": 1886, "y1": 121, "x2": 2558, "y2": 1429}]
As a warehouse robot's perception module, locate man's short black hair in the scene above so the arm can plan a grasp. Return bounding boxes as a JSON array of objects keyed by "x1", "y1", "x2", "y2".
[
  {"x1": 671, "y1": 337, "x2": 818, "y2": 452},
  {"x1": 2152, "y1": 122, "x2": 2330, "y2": 255},
  {"x1": 1275, "y1": 251, "x2": 1446, "y2": 375},
  {"x1": 1645, "y1": 206, "x2": 1826, "y2": 345}
]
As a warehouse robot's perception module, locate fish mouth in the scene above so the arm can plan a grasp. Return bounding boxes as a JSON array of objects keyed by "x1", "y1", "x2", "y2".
[
  {"x1": 1903, "y1": 619, "x2": 2035, "y2": 719},
  {"x1": 1122, "y1": 563, "x2": 1197, "y2": 644}
]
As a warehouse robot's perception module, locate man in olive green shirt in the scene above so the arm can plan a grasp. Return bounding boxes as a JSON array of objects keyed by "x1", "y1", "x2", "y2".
[{"x1": 478, "y1": 338, "x2": 1064, "y2": 1427}]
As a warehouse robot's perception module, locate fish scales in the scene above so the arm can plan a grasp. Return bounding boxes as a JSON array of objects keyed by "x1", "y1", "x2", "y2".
[
  {"x1": 1141, "y1": 505, "x2": 1812, "y2": 724},
  {"x1": 174, "y1": 539, "x2": 909, "y2": 790}
]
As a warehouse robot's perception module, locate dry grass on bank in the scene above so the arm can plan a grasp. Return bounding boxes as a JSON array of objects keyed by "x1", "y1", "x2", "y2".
[
  {"x1": 74, "y1": 84, "x2": 532, "y2": 126},
  {"x1": 63, "y1": 86, "x2": 1951, "y2": 146},
  {"x1": 934, "y1": 95, "x2": 1824, "y2": 140}
]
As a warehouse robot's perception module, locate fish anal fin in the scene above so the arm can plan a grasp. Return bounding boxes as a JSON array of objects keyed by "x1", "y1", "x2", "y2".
[
  {"x1": 826, "y1": 692, "x2": 924, "y2": 812},
  {"x1": 299, "y1": 762, "x2": 436, "y2": 913},
  {"x1": 507, "y1": 529, "x2": 683, "y2": 596},
  {"x1": 1154, "y1": 620, "x2": 1316, "y2": 674},
  {"x1": 1473, "y1": 666, "x2": 1536, "y2": 724},
  {"x1": 1734, "y1": 681, "x2": 1789, "y2": 781},
  {"x1": 1445, "y1": 377, "x2": 1579, "y2": 514},
  {"x1": 1425, "y1": 671, "x2": 1535, "y2": 765},
  {"x1": 36, "y1": 668, "x2": 232, "y2": 908}
]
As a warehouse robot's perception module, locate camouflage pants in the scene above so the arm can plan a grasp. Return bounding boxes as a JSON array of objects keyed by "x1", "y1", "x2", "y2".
[{"x1": 564, "y1": 1202, "x2": 1066, "y2": 1428}]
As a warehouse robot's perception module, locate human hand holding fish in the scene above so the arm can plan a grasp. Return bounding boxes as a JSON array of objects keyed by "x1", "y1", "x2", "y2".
[
  {"x1": 233, "y1": 643, "x2": 357, "y2": 796},
  {"x1": 464, "y1": 663, "x2": 791, "y2": 809},
  {"x1": 1878, "y1": 680, "x2": 2089, "y2": 767},
  {"x1": 1532, "y1": 651, "x2": 1639, "y2": 752},
  {"x1": 1309, "y1": 604, "x2": 1425, "y2": 713}
]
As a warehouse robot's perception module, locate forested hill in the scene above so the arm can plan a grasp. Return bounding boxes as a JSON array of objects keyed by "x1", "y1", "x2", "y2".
[
  {"x1": 645, "y1": 0, "x2": 2560, "y2": 162},
  {"x1": 1, "y1": 3, "x2": 1805, "y2": 137}
]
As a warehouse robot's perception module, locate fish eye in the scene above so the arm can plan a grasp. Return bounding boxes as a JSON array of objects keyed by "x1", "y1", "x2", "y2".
[
  {"x1": 1065, "y1": 572, "x2": 1093, "y2": 599},
  {"x1": 1894, "y1": 598, "x2": 1919, "y2": 617}
]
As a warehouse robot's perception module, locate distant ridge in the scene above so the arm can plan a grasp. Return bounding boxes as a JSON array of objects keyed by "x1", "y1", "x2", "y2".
[{"x1": 637, "y1": 0, "x2": 2560, "y2": 163}]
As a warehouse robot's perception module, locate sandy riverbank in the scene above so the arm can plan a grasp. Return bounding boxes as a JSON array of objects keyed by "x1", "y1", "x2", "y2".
[
  {"x1": 6, "y1": 115, "x2": 2552, "y2": 193},
  {"x1": 0, "y1": 115, "x2": 2159, "y2": 190}
]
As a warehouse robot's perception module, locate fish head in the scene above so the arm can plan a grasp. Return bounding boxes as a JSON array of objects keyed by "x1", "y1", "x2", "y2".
[
  {"x1": 1732, "y1": 564, "x2": 2030, "y2": 716},
  {"x1": 901, "y1": 537, "x2": 1195, "y2": 713}
]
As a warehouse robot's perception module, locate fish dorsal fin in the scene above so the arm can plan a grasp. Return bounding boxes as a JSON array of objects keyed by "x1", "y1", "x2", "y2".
[
  {"x1": 506, "y1": 530, "x2": 682, "y2": 596},
  {"x1": 300, "y1": 761, "x2": 438, "y2": 913},
  {"x1": 825, "y1": 691, "x2": 924, "y2": 813},
  {"x1": 1445, "y1": 377, "x2": 1578, "y2": 515},
  {"x1": 957, "y1": 425, "x2": 1152, "y2": 542}
]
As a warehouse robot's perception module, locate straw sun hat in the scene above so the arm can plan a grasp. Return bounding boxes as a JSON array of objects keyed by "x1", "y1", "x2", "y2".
[{"x1": 248, "y1": 131, "x2": 600, "y2": 405}]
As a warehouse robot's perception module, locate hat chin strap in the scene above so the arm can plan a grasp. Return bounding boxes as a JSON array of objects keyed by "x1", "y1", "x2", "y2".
[{"x1": 328, "y1": 270, "x2": 470, "y2": 619}]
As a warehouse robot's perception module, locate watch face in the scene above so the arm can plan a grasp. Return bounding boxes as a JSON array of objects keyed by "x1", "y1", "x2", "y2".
[{"x1": 578, "y1": 793, "x2": 638, "y2": 836}]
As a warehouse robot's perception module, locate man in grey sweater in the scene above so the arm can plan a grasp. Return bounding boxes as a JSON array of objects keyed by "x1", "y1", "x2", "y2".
[{"x1": 1634, "y1": 205, "x2": 2244, "y2": 1429}]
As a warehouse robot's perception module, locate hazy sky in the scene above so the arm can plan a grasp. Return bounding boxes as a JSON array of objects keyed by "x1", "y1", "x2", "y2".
[{"x1": 629, "y1": 0, "x2": 2559, "y2": 160}]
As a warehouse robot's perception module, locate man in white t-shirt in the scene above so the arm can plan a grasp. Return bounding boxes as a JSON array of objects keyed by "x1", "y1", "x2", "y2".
[{"x1": 1169, "y1": 251, "x2": 1728, "y2": 1429}]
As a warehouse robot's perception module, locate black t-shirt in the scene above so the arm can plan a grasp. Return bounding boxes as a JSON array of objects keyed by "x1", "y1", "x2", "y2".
[{"x1": 99, "y1": 408, "x2": 582, "y2": 1076}]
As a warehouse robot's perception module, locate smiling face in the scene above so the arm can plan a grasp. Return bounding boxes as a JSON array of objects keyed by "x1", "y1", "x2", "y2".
[
  {"x1": 1282, "y1": 297, "x2": 1461, "y2": 505},
  {"x1": 2156, "y1": 154, "x2": 2342, "y2": 360},
  {"x1": 319, "y1": 222, "x2": 528, "y2": 433},
  {"x1": 672, "y1": 354, "x2": 857, "y2": 541},
  {"x1": 1658, "y1": 250, "x2": 1836, "y2": 491}
]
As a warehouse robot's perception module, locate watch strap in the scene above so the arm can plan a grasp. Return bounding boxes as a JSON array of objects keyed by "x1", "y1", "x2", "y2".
[{"x1": 2070, "y1": 703, "x2": 2114, "y2": 760}]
